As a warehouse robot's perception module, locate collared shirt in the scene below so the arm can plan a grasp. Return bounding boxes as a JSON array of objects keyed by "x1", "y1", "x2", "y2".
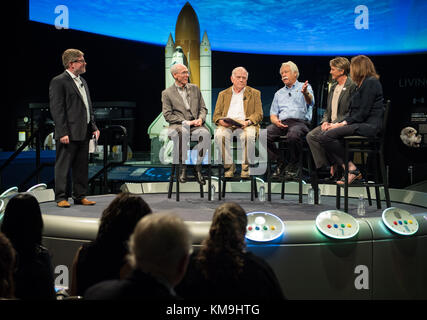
[
  {"x1": 66, "y1": 69, "x2": 90, "y2": 124},
  {"x1": 226, "y1": 87, "x2": 246, "y2": 120},
  {"x1": 175, "y1": 83, "x2": 191, "y2": 111},
  {"x1": 270, "y1": 80, "x2": 314, "y2": 122}
]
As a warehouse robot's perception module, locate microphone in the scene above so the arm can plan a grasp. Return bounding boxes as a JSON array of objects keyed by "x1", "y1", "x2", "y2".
[{"x1": 80, "y1": 82, "x2": 84, "y2": 88}]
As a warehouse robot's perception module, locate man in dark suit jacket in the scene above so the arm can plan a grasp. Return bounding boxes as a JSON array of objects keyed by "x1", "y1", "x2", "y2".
[
  {"x1": 162, "y1": 63, "x2": 210, "y2": 185},
  {"x1": 306, "y1": 57, "x2": 356, "y2": 178},
  {"x1": 49, "y1": 49, "x2": 99, "y2": 208}
]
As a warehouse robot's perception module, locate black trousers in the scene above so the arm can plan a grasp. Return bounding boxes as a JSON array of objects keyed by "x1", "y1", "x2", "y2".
[
  {"x1": 317, "y1": 124, "x2": 359, "y2": 166},
  {"x1": 266, "y1": 118, "x2": 309, "y2": 164},
  {"x1": 54, "y1": 134, "x2": 90, "y2": 202}
]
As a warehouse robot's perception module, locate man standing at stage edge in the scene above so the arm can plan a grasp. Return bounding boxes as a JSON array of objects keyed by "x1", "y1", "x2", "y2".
[{"x1": 49, "y1": 49, "x2": 99, "y2": 208}]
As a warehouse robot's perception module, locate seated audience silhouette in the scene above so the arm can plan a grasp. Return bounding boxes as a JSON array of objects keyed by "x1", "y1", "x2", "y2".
[
  {"x1": 1, "y1": 193, "x2": 56, "y2": 299},
  {"x1": 70, "y1": 192, "x2": 152, "y2": 296},
  {"x1": 0, "y1": 232, "x2": 16, "y2": 299},
  {"x1": 84, "y1": 212, "x2": 192, "y2": 299},
  {"x1": 176, "y1": 202, "x2": 285, "y2": 300}
]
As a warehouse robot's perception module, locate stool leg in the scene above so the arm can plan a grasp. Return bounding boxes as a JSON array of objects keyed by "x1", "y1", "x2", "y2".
[
  {"x1": 218, "y1": 165, "x2": 222, "y2": 200},
  {"x1": 251, "y1": 177, "x2": 254, "y2": 201},
  {"x1": 373, "y1": 153, "x2": 381, "y2": 209},
  {"x1": 344, "y1": 142, "x2": 349, "y2": 213},
  {"x1": 312, "y1": 170, "x2": 319, "y2": 205},
  {"x1": 168, "y1": 164, "x2": 175, "y2": 199},
  {"x1": 208, "y1": 165, "x2": 212, "y2": 201},
  {"x1": 268, "y1": 160, "x2": 272, "y2": 202},
  {"x1": 254, "y1": 177, "x2": 258, "y2": 198},
  {"x1": 281, "y1": 177, "x2": 285, "y2": 199},
  {"x1": 176, "y1": 165, "x2": 180, "y2": 202},
  {"x1": 380, "y1": 151, "x2": 391, "y2": 208},
  {"x1": 298, "y1": 152, "x2": 303, "y2": 204},
  {"x1": 366, "y1": 186, "x2": 373, "y2": 206},
  {"x1": 336, "y1": 185, "x2": 341, "y2": 209}
]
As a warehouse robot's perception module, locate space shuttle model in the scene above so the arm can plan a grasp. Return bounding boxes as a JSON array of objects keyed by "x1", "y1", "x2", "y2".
[
  {"x1": 148, "y1": 2, "x2": 213, "y2": 159},
  {"x1": 164, "y1": 2, "x2": 212, "y2": 121}
]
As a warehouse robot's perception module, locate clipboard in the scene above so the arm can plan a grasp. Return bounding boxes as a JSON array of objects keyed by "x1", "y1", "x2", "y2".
[{"x1": 220, "y1": 117, "x2": 244, "y2": 127}]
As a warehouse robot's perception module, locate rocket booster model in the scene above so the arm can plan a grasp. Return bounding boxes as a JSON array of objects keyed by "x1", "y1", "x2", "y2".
[{"x1": 165, "y1": 2, "x2": 212, "y2": 125}]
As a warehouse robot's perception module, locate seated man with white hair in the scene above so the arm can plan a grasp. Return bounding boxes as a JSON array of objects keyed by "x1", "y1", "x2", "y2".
[
  {"x1": 266, "y1": 61, "x2": 314, "y2": 179},
  {"x1": 213, "y1": 66, "x2": 263, "y2": 178},
  {"x1": 84, "y1": 212, "x2": 192, "y2": 300}
]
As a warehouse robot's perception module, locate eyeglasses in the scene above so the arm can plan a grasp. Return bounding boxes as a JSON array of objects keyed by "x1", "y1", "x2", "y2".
[
  {"x1": 72, "y1": 59, "x2": 86, "y2": 64},
  {"x1": 179, "y1": 71, "x2": 190, "y2": 75}
]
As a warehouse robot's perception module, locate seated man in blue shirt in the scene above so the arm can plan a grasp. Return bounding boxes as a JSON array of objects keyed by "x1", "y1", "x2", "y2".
[{"x1": 267, "y1": 61, "x2": 314, "y2": 178}]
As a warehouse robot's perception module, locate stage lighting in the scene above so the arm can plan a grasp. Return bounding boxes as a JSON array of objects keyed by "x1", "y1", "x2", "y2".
[
  {"x1": 0, "y1": 186, "x2": 18, "y2": 198},
  {"x1": 26, "y1": 183, "x2": 47, "y2": 192},
  {"x1": 26, "y1": 183, "x2": 55, "y2": 203}
]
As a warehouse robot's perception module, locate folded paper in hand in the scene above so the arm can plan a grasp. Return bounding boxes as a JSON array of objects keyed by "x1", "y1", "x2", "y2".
[
  {"x1": 89, "y1": 135, "x2": 97, "y2": 153},
  {"x1": 221, "y1": 118, "x2": 244, "y2": 127}
]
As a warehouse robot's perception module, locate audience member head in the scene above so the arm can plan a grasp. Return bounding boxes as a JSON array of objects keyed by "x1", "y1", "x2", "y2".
[
  {"x1": 329, "y1": 57, "x2": 350, "y2": 80},
  {"x1": 350, "y1": 55, "x2": 379, "y2": 86},
  {"x1": 197, "y1": 202, "x2": 248, "y2": 280},
  {"x1": 127, "y1": 212, "x2": 192, "y2": 287},
  {"x1": 0, "y1": 232, "x2": 16, "y2": 299},
  {"x1": 1, "y1": 193, "x2": 43, "y2": 253},
  {"x1": 96, "y1": 192, "x2": 152, "y2": 244}
]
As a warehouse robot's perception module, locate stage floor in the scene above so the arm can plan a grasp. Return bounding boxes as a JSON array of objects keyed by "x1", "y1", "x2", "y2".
[{"x1": 40, "y1": 192, "x2": 427, "y2": 222}]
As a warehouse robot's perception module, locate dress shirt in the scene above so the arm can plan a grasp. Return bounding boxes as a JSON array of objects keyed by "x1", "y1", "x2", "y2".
[
  {"x1": 175, "y1": 83, "x2": 191, "y2": 111},
  {"x1": 226, "y1": 87, "x2": 246, "y2": 120},
  {"x1": 66, "y1": 69, "x2": 90, "y2": 123},
  {"x1": 270, "y1": 80, "x2": 314, "y2": 122}
]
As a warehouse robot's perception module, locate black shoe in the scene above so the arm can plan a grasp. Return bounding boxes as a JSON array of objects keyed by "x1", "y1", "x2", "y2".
[
  {"x1": 285, "y1": 163, "x2": 299, "y2": 179},
  {"x1": 179, "y1": 165, "x2": 187, "y2": 183},
  {"x1": 315, "y1": 167, "x2": 333, "y2": 180},
  {"x1": 194, "y1": 165, "x2": 206, "y2": 185},
  {"x1": 272, "y1": 162, "x2": 286, "y2": 178}
]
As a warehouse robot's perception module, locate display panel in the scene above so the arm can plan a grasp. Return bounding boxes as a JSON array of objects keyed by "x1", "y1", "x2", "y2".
[{"x1": 29, "y1": 0, "x2": 427, "y2": 55}]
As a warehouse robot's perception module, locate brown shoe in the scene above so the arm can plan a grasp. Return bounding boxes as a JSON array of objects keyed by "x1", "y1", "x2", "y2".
[
  {"x1": 224, "y1": 163, "x2": 235, "y2": 178},
  {"x1": 57, "y1": 200, "x2": 71, "y2": 208},
  {"x1": 74, "y1": 198, "x2": 96, "y2": 205},
  {"x1": 240, "y1": 169, "x2": 250, "y2": 179}
]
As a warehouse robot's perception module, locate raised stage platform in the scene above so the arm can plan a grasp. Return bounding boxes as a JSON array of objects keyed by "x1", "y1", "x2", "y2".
[{"x1": 38, "y1": 182, "x2": 427, "y2": 300}]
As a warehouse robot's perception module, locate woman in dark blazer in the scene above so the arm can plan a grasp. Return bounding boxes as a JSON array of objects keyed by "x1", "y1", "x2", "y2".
[
  {"x1": 306, "y1": 57, "x2": 356, "y2": 178},
  {"x1": 318, "y1": 55, "x2": 384, "y2": 184}
]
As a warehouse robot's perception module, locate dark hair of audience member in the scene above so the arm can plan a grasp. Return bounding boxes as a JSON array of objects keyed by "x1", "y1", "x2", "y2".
[
  {"x1": 1, "y1": 193, "x2": 43, "y2": 253},
  {"x1": 195, "y1": 202, "x2": 247, "y2": 280},
  {"x1": 97, "y1": 192, "x2": 153, "y2": 244},
  {"x1": 71, "y1": 192, "x2": 153, "y2": 296},
  {"x1": 0, "y1": 232, "x2": 16, "y2": 299}
]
